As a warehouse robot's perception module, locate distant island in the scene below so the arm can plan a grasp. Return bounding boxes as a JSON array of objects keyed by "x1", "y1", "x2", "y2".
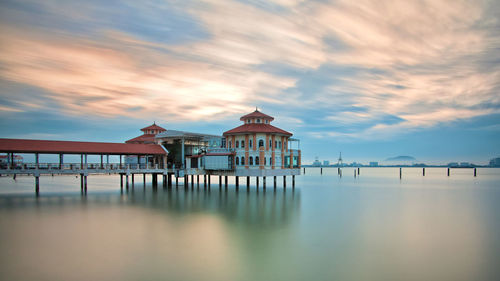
[{"x1": 385, "y1": 156, "x2": 416, "y2": 161}]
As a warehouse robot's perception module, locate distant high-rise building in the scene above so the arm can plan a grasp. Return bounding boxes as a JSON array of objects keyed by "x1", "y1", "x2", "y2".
[
  {"x1": 369, "y1": 162, "x2": 378, "y2": 167},
  {"x1": 323, "y1": 160, "x2": 330, "y2": 166},
  {"x1": 490, "y1": 157, "x2": 500, "y2": 167},
  {"x1": 313, "y1": 157, "x2": 321, "y2": 167}
]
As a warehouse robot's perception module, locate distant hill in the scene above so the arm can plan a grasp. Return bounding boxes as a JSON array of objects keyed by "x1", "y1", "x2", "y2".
[{"x1": 385, "y1": 156, "x2": 416, "y2": 161}]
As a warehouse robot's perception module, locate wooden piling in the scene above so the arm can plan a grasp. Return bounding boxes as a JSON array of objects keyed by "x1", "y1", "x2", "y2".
[
  {"x1": 235, "y1": 176, "x2": 239, "y2": 189},
  {"x1": 256, "y1": 177, "x2": 259, "y2": 189},
  {"x1": 292, "y1": 175, "x2": 295, "y2": 188},
  {"x1": 320, "y1": 167, "x2": 323, "y2": 175},
  {"x1": 197, "y1": 175, "x2": 200, "y2": 187},
  {"x1": 357, "y1": 167, "x2": 360, "y2": 175},
  {"x1": 208, "y1": 175, "x2": 211, "y2": 188},
  {"x1": 399, "y1": 167, "x2": 402, "y2": 179},
  {"x1": 204, "y1": 175, "x2": 207, "y2": 188},
  {"x1": 184, "y1": 175, "x2": 188, "y2": 189},
  {"x1": 191, "y1": 175, "x2": 194, "y2": 188},
  {"x1": 246, "y1": 176, "x2": 250, "y2": 189},
  {"x1": 283, "y1": 176, "x2": 286, "y2": 188},
  {"x1": 274, "y1": 176, "x2": 277, "y2": 189},
  {"x1": 474, "y1": 168, "x2": 477, "y2": 177},
  {"x1": 219, "y1": 175, "x2": 222, "y2": 188},
  {"x1": 303, "y1": 167, "x2": 305, "y2": 174},
  {"x1": 84, "y1": 175, "x2": 88, "y2": 192},
  {"x1": 354, "y1": 169, "x2": 356, "y2": 178},
  {"x1": 225, "y1": 176, "x2": 228, "y2": 188},
  {"x1": 423, "y1": 168, "x2": 425, "y2": 176},
  {"x1": 120, "y1": 174, "x2": 123, "y2": 188},
  {"x1": 35, "y1": 176, "x2": 40, "y2": 195},
  {"x1": 447, "y1": 167, "x2": 450, "y2": 176},
  {"x1": 263, "y1": 177, "x2": 266, "y2": 189}
]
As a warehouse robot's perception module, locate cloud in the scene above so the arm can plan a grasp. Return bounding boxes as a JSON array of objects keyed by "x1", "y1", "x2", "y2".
[{"x1": 0, "y1": 0, "x2": 498, "y2": 140}]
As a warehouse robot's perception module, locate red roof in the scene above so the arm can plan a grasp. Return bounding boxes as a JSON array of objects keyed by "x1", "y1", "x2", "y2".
[
  {"x1": 141, "y1": 123, "x2": 166, "y2": 132},
  {"x1": 240, "y1": 110, "x2": 274, "y2": 121},
  {"x1": 125, "y1": 134, "x2": 156, "y2": 144},
  {"x1": 223, "y1": 124, "x2": 292, "y2": 136},
  {"x1": 0, "y1": 139, "x2": 166, "y2": 155}
]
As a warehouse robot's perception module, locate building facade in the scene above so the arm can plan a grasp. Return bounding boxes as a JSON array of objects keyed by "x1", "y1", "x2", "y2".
[{"x1": 223, "y1": 109, "x2": 301, "y2": 174}]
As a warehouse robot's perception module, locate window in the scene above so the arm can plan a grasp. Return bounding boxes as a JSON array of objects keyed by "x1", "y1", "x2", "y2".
[
  {"x1": 249, "y1": 157, "x2": 253, "y2": 165},
  {"x1": 241, "y1": 156, "x2": 245, "y2": 165},
  {"x1": 247, "y1": 119, "x2": 251, "y2": 124},
  {"x1": 269, "y1": 139, "x2": 272, "y2": 148},
  {"x1": 255, "y1": 156, "x2": 259, "y2": 165},
  {"x1": 236, "y1": 157, "x2": 239, "y2": 165},
  {"x1": 270, "y1": 157, "x2": 273, "y2": 165},
  {"x1": 258, "y1": 139, "x2": 264, "y2": 147},
  {"x1": 249, "y1": 139, "x2": 252, "y2": 148},
  {"x1": 257, "y1": 119, "x2": 261, "y2": 123},
  {"x1": 241, "y1": 140, "x2": 245, "y2": 148},
  {"x1": 264, "y1": 157, "x2": 266, "y2": 165},
  {"x1": 236, "y1": 140, "x2": 239, "y2": 148},
  {"x1": 275, "y1": 140, "x2": 277, "y2": 149},
  {"x1": 229, "y1": 141, "x2": 232, "y2": 148},
  {"x1": 279, "y1": 141, "x2": 281, "y2": 149}
]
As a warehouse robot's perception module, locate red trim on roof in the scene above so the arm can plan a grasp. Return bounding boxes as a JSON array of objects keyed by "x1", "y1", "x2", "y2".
[
  {"x1": 205, "y1": 153, "x2": 235, "y2": 156},
  {"x1": 140, "y1": 123, "x2": 166, "y2": 132},
  {"x1": 0, "y1": 139, "x2": 166, "y2": 155},
  {"x1": 240, "y1": 110, "x2": 274, "y2": 121},
  {"x1": 223, "y1": 124, "x2": 292, "y2": 136},
  {"x1": 125, "y1": 134, "x2": 156, "y2": 144}
]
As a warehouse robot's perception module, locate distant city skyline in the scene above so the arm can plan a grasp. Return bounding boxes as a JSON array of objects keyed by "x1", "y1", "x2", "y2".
[{"x1": 0, "y1": 0, "x2": 499, "y2": 165}]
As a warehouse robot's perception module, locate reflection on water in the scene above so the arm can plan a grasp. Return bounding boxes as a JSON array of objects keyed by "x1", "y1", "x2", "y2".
[{"x1": 0, "y1": 168, "x2": 499, "y2": 281}]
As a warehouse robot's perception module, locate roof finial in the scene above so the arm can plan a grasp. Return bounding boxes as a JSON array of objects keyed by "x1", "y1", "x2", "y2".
[
  {"x1": 153, "y1": 121, "x2": 156, "y2": 125},
  {"x1": 255, "y1": 106, "x2": 258, "y2": 112}
]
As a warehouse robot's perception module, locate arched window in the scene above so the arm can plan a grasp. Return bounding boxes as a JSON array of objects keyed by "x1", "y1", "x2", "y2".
[
  {"x1": 241, "y1": 156, "x2": 245, "y2": 165},
  {"x1": 270, "y1": 157, "x2": 273, "y2": 165},
  {"x1": 236, "y1": 157, "x2": 239, "y2": 165},
  {"x1": 275, "y1": 140, "x2": 277, "y2": 149},
  {"x1": 264, "y1": 157, "x2": 266, "y2": 165},
  {"x1": 249, "y1": 157, "x2": 253, "y2": 165},
  {"x1": 241, "y1": 140, "x2": 245, "y2": 148},
  {"x1": 255, "y1": 156, "x2": 259, "y2": 165},
  {"x1": 257, "y1": 119, "x2": 261, "y2": 123},
  {"x1": 279, "y1": 141, "x2": 281, "y2": 149},
  {"x1": 229, "y1": 141, "x2": 232, "y2": 148},
  {"x1": 249, "y1": 139, "x2": 253, "y2": 148},
  {"x1": 236, "y1": 140, "x2": 239, "y2": 148},
  {"x1": 269, "y1": 139, "x2": 272, "y2": 148},
  {"x1": 258, "y1": 139, "x2": 264, "y2": 147}
]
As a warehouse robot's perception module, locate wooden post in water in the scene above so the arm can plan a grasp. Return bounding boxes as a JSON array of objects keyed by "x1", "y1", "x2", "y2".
[
  {"x1": 219, "y1": 175, "x2": 222, "y2": 188},
  {"x1": 358, "y1": 167, "x2": 360, "y2": 175},
  {"x1": 447, "y1": 167, "x2": 450, "y2": 176},
  {"x1": 208, "y1": 175, "x2": 211, "y2": 188},
  {"x1": 263, "y1": 177, "x2": 266, "y2": 189},
  {"x1": 235, "y1": 176, "x2": 239, "y2": 189},
  {"x1": 35, "y1": 175, "x2": 40, "y2": 195},
  {"x1": 283, "y1": 176, "x2": 286, "y2": 188},
  {"x1": 274, "y1": 176, "x2": 277, "y2": 189},
  {"x1": 184, "y1": 175, "x2": 188, "y2": 189},
  {"x1": 256, "y1": 177, "x2": 259, "y2": 189},
  {"x1": 120, "y1": 174, "x2": 123, "y2": 189},
  {"x1": 292, "y1": 175, "x2": 295, "y2": 188},
  {"x1": 246, "y1": 176, "x2": 250, "y2": 189},
  {"x1": 423, "y1": 168, "x2": 425, "y2": 176},
  {"x1": 303, "y1": 167, "x2": 305, "y2": 174},
  {"x1": 132, "y1": 174, "x2": 135, "y2": 186},
  {"x1": 320, "y1": 167, "x2": 323, "y2": 175},
  {"x1": 204, "y1": 175, "x2": 207, "y2": 188},
  {"x1": 197, "y1": 175, "x2": 200, "y2": 188},
  {"x1": 191, "y1": 175, "x2": 194, "y2": 189},
  {"x1": 84, "y1": 175, "x2": 88, "y2": 193},
  {"x1": 354, "y1": 169, "x2": 356, "y2": 178},
  {"x1": 338, "y1": 167, "x2": 340, "y2": 175},
  {"x1": 126, "y1": 174, "x2": 129, "y2": 190},
  {"x1": 225, "y1": 176, "x2": 228, "y2": 188},
  {"x1": 399, "y1": 167, "x2": 402, "y2": 179},
  {"x1": 143, "y1": 173, "x2": 146, "y2": 186},
  {"x1": 474, "y1": 168, "x2": 477, "y2": 177},
  {"x1": 175, "y1": 176, "x2": 178, "y2": 188}
]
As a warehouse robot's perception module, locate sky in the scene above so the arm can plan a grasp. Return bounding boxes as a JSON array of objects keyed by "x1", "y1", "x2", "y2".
[{"x1": 0, "y1": 0, "x2": 499, "y2": 165}]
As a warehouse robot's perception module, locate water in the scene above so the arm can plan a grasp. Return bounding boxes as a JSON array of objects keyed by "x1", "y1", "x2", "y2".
[{"x1": 1, "y1": 168, "x2": 499, "y2": 281}]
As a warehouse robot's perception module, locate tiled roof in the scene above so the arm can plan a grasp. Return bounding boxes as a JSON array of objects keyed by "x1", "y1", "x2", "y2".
[
  {"x1": 240, "y1": 110, "x2": 274, "y2": 121},
  {"x1": 223, "y1": 124, "x2": 292, "y2": 136},
  {"x1": 141, "y1": 123, "x2": 166, "y2": 132},
  {"x1": 125, "y1": 134, "x2": 156, "y2": 144},
  {"x1": 0, "y1": 139, "x2": 166, "y2": 155}
]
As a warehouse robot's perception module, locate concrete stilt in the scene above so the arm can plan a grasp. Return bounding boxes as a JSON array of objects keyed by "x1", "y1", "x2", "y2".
[
  {"x1": 126, "y1": 174, "x2": 129, "y2": 190},
  {"x1": 204, "y1": 175, "x2": 207, "y2": 188},
  {"x1": 303, "y1": 167, "x2": 305, "y2": 174},
  {"x1": 447, "y1": 168, "x2": 450, "y2": 176},
  {"x1": 423, "y1": 168, "x2": 425, "y2": 176},
  {"x1": 120, "y1": 174, "x2": 123, "y2": 189},
  {"x1": 263, "y1": 177, "x2": 266, "y2": 189},
  {"x1": 81, "y1": 174, "x2": 85, "y2": 191},
  {"x1": 168, "y1": 173, "x2": 172, "y2": 187},
  {"x1": 197, "y1": 175, "x2": 200, "y2": 188},
  {"x1": 321, "y1": 168, "x2": 323, "y2": 175},
  {"x1": 246, "y1": 176, "x2": 250, "y2": 189},
  {"x1": 191, "y1": 175, "x2": 194, "y2": 189},
  {"x1": 399, "y1": 168, "x2": 402, "y2": 179},
  {"x1": 274, "y1": 176, "x2": 277, "y2": 189},
  {"x1": 84, "y1": 175, "x2": 88, "y2": 192},
  {"x1": 235, "y1": 176, "x2": 239, "y2": 189},
  {"x1": 292, "y1": 175, "x2": 295, "y2": 188},
  {"x1": 283, "y1": 176, "x2": 286, "y2": 188},
  {"x1": 208, "y1": 175, "x2": 211, "y2": 188},
  {"x1": 358, "y1": 167, "x2": 360, "y2": 175},
  {"x1": 175, "y1": 176, "x2": 178, "y2": 188},
  {"x1": 219, "y1": 175, "x2": 222, "y2": 188},
  {"x1": 132, "y1": 174, "x2": 135, "y2": 186},
  {"x1": 256, "y1": 177, "x2": 259, "y2": 189},
  {"x1": 184, "y1": 175, "x2": 188, "y2": 189},
  {"x1": 474, "y1": 168, "x2": 477, "y2": 177},
  {"x1": 163, "y1": 174, "x2": 167, "y2": 188},
  {"x1": 143, "y1": 173, "x2": 146, "y2": 187},
  {"x1": 225, "y1": 176, "x2": 228, "y2": 188}
]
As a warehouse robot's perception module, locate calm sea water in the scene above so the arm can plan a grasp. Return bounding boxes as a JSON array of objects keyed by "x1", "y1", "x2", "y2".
[{"x1": 1, "y1": 168, "x2": 499, "y2": 281}]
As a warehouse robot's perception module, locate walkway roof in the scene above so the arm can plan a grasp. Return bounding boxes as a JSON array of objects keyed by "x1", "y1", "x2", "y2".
[{"x1": 0, "y1": 138, "x2": 167, "y2": 155}]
